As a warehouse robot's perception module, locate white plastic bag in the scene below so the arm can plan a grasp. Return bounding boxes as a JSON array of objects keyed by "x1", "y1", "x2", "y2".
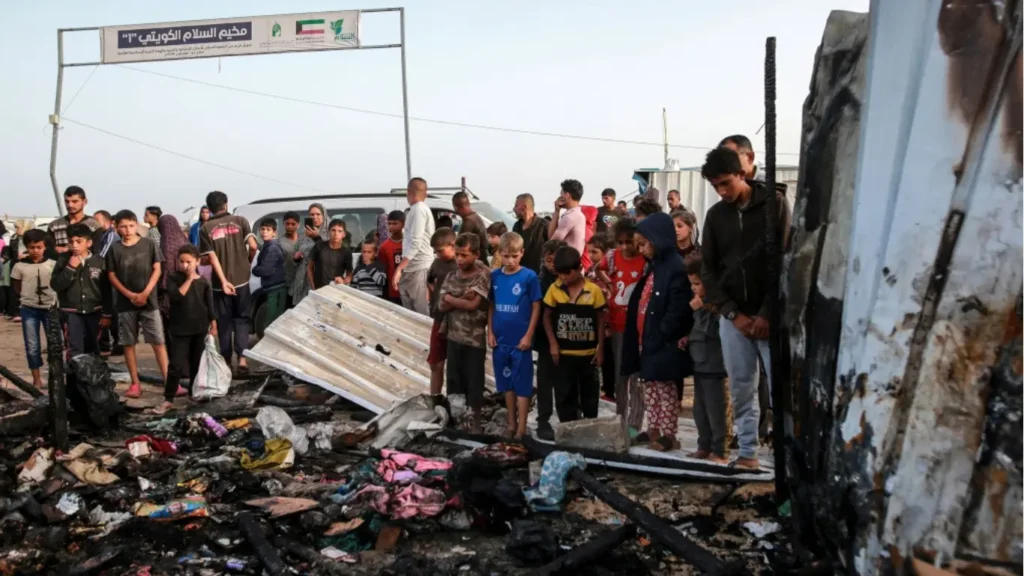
[
  {"x1": 255, "y1": 406, "x2": 309, "y2": 454},
  {"x1": 193, "y1": 335, "x2": 231, "y2": 400}
]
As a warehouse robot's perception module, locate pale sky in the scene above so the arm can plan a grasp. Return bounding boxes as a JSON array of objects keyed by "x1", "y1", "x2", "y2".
[{"x1": 1, "y1": 0, "x2": 868, "y2": 219}]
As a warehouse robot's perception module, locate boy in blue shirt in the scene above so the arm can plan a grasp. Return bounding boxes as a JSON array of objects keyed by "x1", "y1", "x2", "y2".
[{"x1": 488, "y1": 232, "x2": 542, "y2": 439}]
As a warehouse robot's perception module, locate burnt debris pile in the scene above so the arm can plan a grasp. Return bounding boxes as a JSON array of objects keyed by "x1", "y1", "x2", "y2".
[{"x1": 0, "y1": 375, "x2": 797, "y2": 575}]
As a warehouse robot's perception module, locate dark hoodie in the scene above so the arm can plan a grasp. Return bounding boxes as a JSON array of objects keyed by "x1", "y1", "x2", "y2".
[
  {"x1": 700, "y1": 180, "x2": 789, "y2": 319},
  {"x1": 252, "y1": 238, "x2": 286, "y2": 289},
  {"x1": 620, "y1": 213, "x2": 694, "y2": 382}
]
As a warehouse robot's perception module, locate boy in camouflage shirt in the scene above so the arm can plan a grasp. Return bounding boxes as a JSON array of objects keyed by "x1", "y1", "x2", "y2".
[{"x1": 438, "y1": 233, "x2": 491, "y2": 433}]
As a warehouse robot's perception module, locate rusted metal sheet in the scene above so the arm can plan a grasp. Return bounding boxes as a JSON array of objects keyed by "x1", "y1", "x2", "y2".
[{"x1": 787, "y1": 1, "x2": 1022, "y2": 574}]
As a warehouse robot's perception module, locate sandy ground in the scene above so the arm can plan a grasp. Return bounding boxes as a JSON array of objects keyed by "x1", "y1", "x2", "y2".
[{"x1": 1, "y1": 316, "x2": 168, "y2": 407}]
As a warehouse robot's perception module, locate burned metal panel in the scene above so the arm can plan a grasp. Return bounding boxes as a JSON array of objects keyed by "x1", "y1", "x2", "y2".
[
  {"x1": 782, "y1": 8, "x2": 869, "y2": 569},
  {"x1": 816, "y1": 0, "x2": 1023, "y2": 573},
  {"x1": 957, "y1": 299, "x2": 1023, "y2": 563}
]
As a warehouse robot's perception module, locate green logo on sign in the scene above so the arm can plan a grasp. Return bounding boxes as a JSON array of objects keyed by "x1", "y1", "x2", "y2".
[
  {"x1": 272, "y1": 22, "x2": 281, "y2": 37},
  {"x1": 330, "y1": 18, "x2": 355, "y2": 43}
]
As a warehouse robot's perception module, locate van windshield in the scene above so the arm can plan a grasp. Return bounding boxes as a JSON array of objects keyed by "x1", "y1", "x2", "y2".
[{"x1": 473, "y1": 201, "x2": 516, "y2": 229}]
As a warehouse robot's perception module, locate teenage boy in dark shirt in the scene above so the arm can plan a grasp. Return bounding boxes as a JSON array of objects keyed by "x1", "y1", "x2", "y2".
[
  {"x1": 107, "y1": 210, "x2": 169, "y2": 398},
  {"x1": 699, "y1": 146, "x2": 790, "y2": 470},
  {"x1": 51, "y1": 223, "x2": 113, "y2": 362},
  {"x1": 596, "y1": 188, "x2": 622, "y2": 234},
  {"x1": 308, "y1": 219, "x2": 353, "y2": 289},
  {"x1": 156, "y1": 245, "x2": 217, "y2": 414}
]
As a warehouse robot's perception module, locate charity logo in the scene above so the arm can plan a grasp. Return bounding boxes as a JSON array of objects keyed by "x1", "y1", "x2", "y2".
[
  {"x1": 296, "y1": 19, "x2": 326, "y2": 36},
  {"x1": 502, "y1": 366, "x2": 512, "y2": 378},
  {"x1": 271, "y1": 22, "x2": 281, "y2": 37},
  {"x1": 330, "y1": 18, "x2": 356, "y2": 43},
  {"x1": 512, "y1": 283, "x2": 522, "y2": 296}
]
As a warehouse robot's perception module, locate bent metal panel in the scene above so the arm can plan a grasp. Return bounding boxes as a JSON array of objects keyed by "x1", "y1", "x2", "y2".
[{"x1": 99, "y1": 11, "x2": 360, "y2": 64}]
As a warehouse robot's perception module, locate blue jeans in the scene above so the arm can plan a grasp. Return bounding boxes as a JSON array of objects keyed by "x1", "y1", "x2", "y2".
[
  {"x1": 20, "y1": 306, "x2": 51, "y2": 370},
  {"x1": 719, "y1": 316, "x2": 772, "y2": 459}
]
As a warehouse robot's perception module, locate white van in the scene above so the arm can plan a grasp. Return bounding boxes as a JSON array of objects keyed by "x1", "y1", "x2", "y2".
[{"x1": 232, "y1": 188, "x2": 514, "y2": 337}]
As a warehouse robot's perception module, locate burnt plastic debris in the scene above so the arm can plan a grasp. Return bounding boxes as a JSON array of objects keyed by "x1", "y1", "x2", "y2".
[
  {"x1": 505, "y1": 519, "x2": 559, "y2": 567},
  {"x1": 68, "y1": 354, "x2": 124, "y2": 429}
]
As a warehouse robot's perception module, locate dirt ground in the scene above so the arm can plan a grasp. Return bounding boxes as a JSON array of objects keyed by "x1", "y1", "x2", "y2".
[
  {"x1": 0, "y1": 317, "x2": 795, "y2": 575},
  {"x1": 0, "y1": 317, "x2": 167, "y2": 406}
]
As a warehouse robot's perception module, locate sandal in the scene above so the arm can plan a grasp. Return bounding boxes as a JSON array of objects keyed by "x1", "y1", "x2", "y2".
[
  {"x1": 151, "y1": 402, "x2": 173, "y2": 416},
  {"x1": 687, "y1": 450, "x2": 711, "y2": 460}
]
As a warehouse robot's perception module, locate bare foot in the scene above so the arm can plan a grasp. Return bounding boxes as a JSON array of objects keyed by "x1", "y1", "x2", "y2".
[
  {"x1": 730, "y1": 457, "x2": 760, "y2": 470},
  {"x1": 503, "y1": 427, "x2": 516, "y2": 439},
  {"x1": 707, "y1": 454, "x2": 730, "y2": 465}
]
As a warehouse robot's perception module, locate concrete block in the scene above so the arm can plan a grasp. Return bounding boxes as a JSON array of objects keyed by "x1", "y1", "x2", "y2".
[{"x1": 554, "y1": 416, "x2": 629, "y2": 454}]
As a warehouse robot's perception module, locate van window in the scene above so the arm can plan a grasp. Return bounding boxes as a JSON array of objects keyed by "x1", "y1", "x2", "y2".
[{"x1": 253, "y1": 208, "x2": 384, "y2": 247}]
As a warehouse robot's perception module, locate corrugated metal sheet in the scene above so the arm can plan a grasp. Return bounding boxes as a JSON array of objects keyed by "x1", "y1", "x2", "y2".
[{"x1": 245, "y1": 285, "x2": 496, "y2": 414}]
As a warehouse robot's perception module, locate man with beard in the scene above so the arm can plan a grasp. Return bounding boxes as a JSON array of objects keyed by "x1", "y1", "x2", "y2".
[
  {"x1": 511, "y1": 193, "x2": 548, "y2": 274},
  {"x1": 47, "y1": 186, "x2": 103, "y2": 258}
]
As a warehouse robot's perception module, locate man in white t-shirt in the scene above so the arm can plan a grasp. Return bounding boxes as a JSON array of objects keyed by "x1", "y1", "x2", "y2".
[{"x1": 391, "y1": 177, "x2": 436, "y2": 315}]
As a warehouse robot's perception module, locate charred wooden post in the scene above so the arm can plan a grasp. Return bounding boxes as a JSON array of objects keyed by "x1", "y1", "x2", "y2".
[
  {"x1": 569, "y1": 468, "x2": 741, "y2": 575},
  {"x1": 0, "y1": 363, "x2": 45, "y2": 399},
  {"x1": 763, "y1": 35, "x2": 790, "y2": 505},
  {"x1": 537, "y1": 524, "x2": 637, "y2": 575},
  {"x1": 274, "y1": 537, "x2": 347, "y2": 576},
  {"x1": 238, "y1": 512, "x2": 287, "y2": 576},
  {"x1": 45, "y1": 307, "x2": 68, "y2": 452}
]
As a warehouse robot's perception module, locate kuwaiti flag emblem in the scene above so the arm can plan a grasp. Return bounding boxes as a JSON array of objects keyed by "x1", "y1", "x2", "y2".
[{"x1": 296, "y1": 19, "x2": 326, "y2": 35}]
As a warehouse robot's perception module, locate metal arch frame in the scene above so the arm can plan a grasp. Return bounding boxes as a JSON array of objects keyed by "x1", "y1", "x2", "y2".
[{"x1": 49, "y1": 7, "x2": 412, "y2": 216}]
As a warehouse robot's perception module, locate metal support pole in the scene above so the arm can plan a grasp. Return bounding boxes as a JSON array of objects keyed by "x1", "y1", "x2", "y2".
[
  {"x1": 662, "y1": 107, "x2": 669, "y2": 168},
  {"x1": 49, "y1": 30, "x2": 66, "y2": 217},
  {"x1": 399, "y1": 7, "x2": 412, "y2": 182}
]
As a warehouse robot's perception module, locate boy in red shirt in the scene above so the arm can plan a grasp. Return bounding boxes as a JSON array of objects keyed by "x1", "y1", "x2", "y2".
[
  {"x1": 377, "y1": 210, "x2": 405, "y2": 305},
  {"x1": 596, "y1": 217, "x2": 646, "y2": 434}
]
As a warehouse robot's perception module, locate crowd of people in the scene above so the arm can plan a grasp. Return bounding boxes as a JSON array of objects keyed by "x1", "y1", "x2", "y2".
[{"x1": 1, "y1": 134, "x2": 786, "y2": 470}]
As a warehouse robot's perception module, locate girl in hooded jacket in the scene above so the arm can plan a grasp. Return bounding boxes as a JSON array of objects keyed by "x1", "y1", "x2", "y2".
[{"x1": 621, "y1": 212, "x2": 695, "y2": 451}]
